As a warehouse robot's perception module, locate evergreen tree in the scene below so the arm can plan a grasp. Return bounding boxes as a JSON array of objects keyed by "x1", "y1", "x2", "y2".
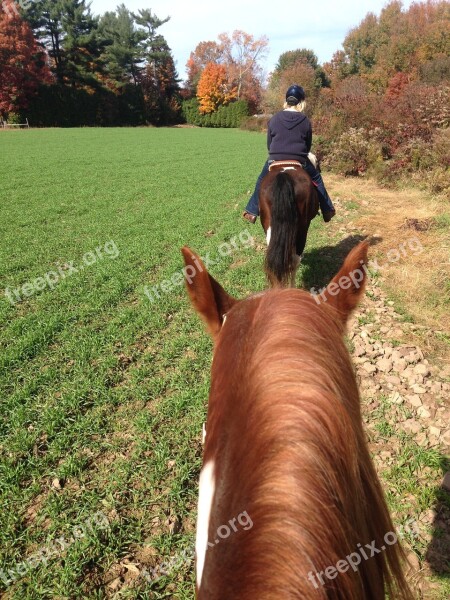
[
  {"x1": 98, "y1": 5, "x2": 146, "y2": 87},
  {"x1": 25, "y1": 0, "x2": 66, "y2": 83},
  {"x1": 8, "y1": 1, "x2": 182, "y2": 125},
  {"x1": 60, "y1": 0, "x2": 101, "y2": 87},
  {"x1": 25, "y1": 0, "x2": 100, "y2": 87},
  {"x1": 133, "y1": 9, "x2": 179, "y2": 107}
]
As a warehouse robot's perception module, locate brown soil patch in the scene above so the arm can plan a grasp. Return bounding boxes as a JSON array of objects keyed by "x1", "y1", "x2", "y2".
[{"x1": 327, "y1": 174, "x2": 450, "y2": 364}]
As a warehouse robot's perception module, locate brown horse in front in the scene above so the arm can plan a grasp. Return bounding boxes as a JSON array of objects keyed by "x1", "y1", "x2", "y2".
[
  {"x1": 259, "y1": 161, "x2": 319, "y2": 287},
  {"x1": 182, "y1": 242, "x2": 413, "y2": 600}
]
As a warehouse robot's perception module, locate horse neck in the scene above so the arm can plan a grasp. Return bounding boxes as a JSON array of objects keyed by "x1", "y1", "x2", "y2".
[{"x1": 201, "y1": 293, "x2": 410, "y2": 599}]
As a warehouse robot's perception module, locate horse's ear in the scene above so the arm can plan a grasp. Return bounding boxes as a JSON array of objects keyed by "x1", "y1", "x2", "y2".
[
  {"x1": 321, "y1": 241, "x2": 369, "y2": 324},
  {"x1": 181, "y1": 246, "x2": 237, "y2": 337}
]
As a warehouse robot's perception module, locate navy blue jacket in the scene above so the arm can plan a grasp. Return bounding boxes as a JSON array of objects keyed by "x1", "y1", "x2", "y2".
[{"x1": 267, "y1": 110, "x2": 312, "y2": 163}]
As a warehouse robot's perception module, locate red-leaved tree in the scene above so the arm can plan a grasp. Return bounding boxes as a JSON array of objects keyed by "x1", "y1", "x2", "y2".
[{"x1": 0, "y1": 7, "x2": 51, "y2": 118}]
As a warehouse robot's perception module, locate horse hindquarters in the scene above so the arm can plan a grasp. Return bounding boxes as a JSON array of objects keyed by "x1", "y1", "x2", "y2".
[{"x1": 264, "y1": 172, "x2": 298, "y2": 287}]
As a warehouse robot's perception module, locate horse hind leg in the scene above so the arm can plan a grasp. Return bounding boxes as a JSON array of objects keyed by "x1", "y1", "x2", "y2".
[
  {"x1": 291, "y1": 228, "x2": 306, "y2": 286},
  {"x1": 290, "y1": 254, "x2": 302, "y2": 287}
]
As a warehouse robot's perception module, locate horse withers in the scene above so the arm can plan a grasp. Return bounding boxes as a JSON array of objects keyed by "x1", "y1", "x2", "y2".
[
  {"x1": 259, "y1": 161, "x2": 319, "y2": 287},
  {"x1": 181, "y1": 242, "x2": 413, "y2": 600}
]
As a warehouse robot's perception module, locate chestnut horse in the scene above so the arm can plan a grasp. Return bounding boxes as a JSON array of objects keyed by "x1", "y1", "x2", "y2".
[
  {"x1": 181, "y1": 242, "x2": 413, "y2": 600},
  {"x1": 259, "y1": 161, "x2": 319, "y2": 287}
]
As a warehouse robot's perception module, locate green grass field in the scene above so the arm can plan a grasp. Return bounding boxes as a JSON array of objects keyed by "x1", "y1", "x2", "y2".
[
  {"x1": 0, "y1": 127, "x2": 272, "y2": 599},
  {"x1": 0, "y1": 128, "x2": 447, "y2": 599}
]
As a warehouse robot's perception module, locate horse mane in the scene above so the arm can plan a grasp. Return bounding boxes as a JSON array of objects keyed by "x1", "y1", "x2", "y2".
[{"x1": 202, "y1": 289, "x2": 413, "y2": 599}]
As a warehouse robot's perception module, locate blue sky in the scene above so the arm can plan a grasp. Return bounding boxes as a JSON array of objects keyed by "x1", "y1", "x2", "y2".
[{"x1": 90, "y1": 0, "x2": 415, "y2": 82}]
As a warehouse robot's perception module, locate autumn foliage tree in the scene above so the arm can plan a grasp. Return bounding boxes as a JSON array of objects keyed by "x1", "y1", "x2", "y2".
[
  {"x1": 196, "y1": 62, "x2": 236, "y2": 114},
  {"x1": 141, "y1": 49, "x2": 180, "y2": 123},
  {"x1": 186, "y1": 30, "x2": 267, "y2": 113},
  {"x1": 264, "y1": 52, "x2": 323, "y2": 115},
  {"x1": 218, "y1": 30, "x2": 268, "y2": 105},
  {"x1": 0, "y1": 7, "x2": 50, "y2": 118},
  {"x1": 186, "y1": 40, "x2": 223, "y2": 94},
  {"x1": 325, "y1": 0, "x2": 450, "y2": 90},
  {"x1": 308, "y1": 0, "x2": 450, "y2": 194}
]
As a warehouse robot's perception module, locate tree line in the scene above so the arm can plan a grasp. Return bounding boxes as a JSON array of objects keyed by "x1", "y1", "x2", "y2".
[
  {"x1": 315, "y1": 0, "x2": 449, "y2": 193},
  {"x1": 0, "y1": 0, "x2": 448, "y2": 158},
  {"x1": 0, "y1": 0, "x2": 180, "y2": 125},
  {"x1": 233, "y1": 0, "x2": 447, "y2": 194}
]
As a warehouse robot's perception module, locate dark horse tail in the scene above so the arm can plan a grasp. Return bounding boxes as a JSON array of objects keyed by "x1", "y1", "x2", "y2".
[{"x1": 265, "y1": 172, "x2": 298, "y2": 286}]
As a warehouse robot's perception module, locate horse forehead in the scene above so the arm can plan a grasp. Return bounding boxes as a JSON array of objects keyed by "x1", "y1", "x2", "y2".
[
  {"x1": 227, "y1": 292, "x2": 265, "y2": 322},
  {"x1": 223, "y1": 290, "x2": 303, "y2": 333},
  {"x1": 217, "y1": 294, "x2": 263, "y2": 344}
]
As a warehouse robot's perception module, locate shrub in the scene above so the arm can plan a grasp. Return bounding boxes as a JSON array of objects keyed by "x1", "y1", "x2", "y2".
[
  {"x1": 181, "y1": 98, "x2": 202, "y2": 125},
  {"x1": 5, "y1": 112, "x2": 23, "y2": 124},
  {"x1": 240, "y1": 115, "x2": 269, "y2": 132},
  {"x1": 409, "y1": 128, "x2": 450, "y2": 194},
  {"x1": 395, "y1": 137, "x2": 437, "y2": 171},
  {"x1": 413, "y1": 85, "x2": 450, "y2": 129},
  {"x1": 27, "y1": 84, "x2": 148, "y2": 127},
  {"x1": 424, "y1": 167, "x2": 450, "y2": 194},
  {"x1": 182, "y1": 98, "x2": 248, "y2": 128},
  {"x1": 325, "y1": 128, "x2": 383, "y2": 176},
  {"x1": 366, "y1": 127, "x2": 450, "y2": 192}
]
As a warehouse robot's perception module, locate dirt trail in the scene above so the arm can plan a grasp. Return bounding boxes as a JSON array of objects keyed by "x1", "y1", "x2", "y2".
[
  {"x1": 323, "y1": 178, "x2": 450, "y2": 598},
  {"x1": 350, "y1": 276, "x2": 449, "y2": 593}
]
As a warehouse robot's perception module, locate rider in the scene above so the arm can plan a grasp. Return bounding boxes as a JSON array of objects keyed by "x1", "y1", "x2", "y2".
[{"x1": 243, "y1": 84, "x2": 336, "y2": 223}]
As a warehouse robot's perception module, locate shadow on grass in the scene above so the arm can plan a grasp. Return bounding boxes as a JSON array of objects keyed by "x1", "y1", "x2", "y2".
[
  {"x1": 426, "y1": 455, "x2": 450, "y2": 579},
  {"x1": 299, "y1": 234, "x2": 383, "y2": 291},
  {"x1": 299, "y1": 234, "x2": 367, "y2": 291}
]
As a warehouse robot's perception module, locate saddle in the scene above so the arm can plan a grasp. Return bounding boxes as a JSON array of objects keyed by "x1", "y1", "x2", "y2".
[
  {"x1": 269, "y1": 160, "x2": 303, "y2": 172},
  {"x1": 268, "y1": 158, "x2": 319, "y2": 188}
]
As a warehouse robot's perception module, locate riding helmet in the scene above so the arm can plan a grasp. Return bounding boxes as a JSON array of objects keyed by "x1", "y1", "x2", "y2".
[{"x1": 285, "y1": 85, "x2": 306, "y2": 105}]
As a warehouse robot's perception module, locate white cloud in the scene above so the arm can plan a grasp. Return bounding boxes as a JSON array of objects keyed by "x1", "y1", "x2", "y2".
[{"x1": 91, "y1": 0, "x2": 416, "y2": 81}]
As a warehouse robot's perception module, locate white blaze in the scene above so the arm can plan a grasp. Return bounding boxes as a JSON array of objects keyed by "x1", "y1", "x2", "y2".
[
  {"x1": 202, "y1": 423, "x2": 206, "y2": 445},
  {"x1": 196, "y1": 460, "x2": 215, "y2": 588}
]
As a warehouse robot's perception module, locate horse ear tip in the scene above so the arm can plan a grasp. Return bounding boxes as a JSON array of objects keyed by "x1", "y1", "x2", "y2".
[
  {"x1": 354, "y1": 240, "x2": 369, "y2": 261},
  {"x1": 361, "y1": 239, "x2": 370, "y2": 253}
]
